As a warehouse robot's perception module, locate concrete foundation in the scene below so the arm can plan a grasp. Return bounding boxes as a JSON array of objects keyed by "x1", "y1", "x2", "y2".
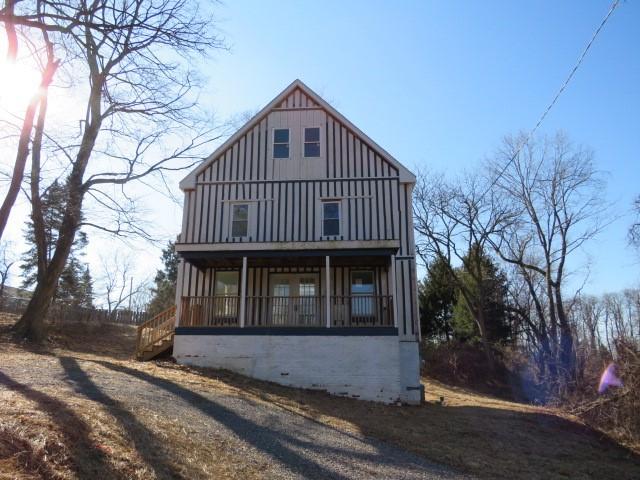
[{"x1": 174, "y1": 330, "x2": 421, "y2": 404}]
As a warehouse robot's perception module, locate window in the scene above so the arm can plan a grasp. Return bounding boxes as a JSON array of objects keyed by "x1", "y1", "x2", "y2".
[
  {"x1": 351, "y1": 270, "x2": 375, "y2": 317},
  {"x1": 231, "y1": 204, "x2": 249, "y2": 237},
  {"x1": 214, "y1": 271, "x2": 239, "y2": 319},
  {"x1": 322, "y1": 201, "x2": 340, "y2": 236},
  {"x1": 215, "y1": 271, "x2": 239, "y2": 296},
  {"x1": 304, "y1": 127, "x2": 320, "y2": 157},
  {"x1": 273, "y1": 128, "x2": 289, "y2": 158},
  {"x1": 351, "y1": 271, "x2": 374, "y2": 296}
]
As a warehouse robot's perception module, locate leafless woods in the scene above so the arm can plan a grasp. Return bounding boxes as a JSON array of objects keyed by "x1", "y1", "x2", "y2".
[{"x1": 413, "y1": 132, "x2": 630, "y2": 393}]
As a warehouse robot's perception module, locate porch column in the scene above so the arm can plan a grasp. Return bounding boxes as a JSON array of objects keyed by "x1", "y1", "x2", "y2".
[
  {"x1": 325, "y1": 255, "x2": 331, "y2": 328},
  {"x1": 239, "y1": 256, "x2": 247, "y2": 328},
  {"x1": 391, "y1": 255, "x2": 398, "y2": 328}
]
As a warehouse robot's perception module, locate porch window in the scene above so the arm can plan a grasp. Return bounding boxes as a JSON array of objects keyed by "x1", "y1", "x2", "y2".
[
  {"x1": 351, "y1": 270, "x2": 375, "y2": 318},
  {"x1": 214, "y1": 271, "x2": 239, "y2": 319},
  {"x1": 303, "y1": 127, "x2": 320, "y2": 157},
  {"x1": 273, "y1": 128, "x2": 289, "y2": 158},
  {"x1": 322, "y1": 201, "x2": 340, "y2": 236},
  {"x1": 231, "y1": 204, "x2": 249, "y2": 237}
]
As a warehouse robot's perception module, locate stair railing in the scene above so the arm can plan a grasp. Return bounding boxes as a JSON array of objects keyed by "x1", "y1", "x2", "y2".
[{"x1": 135, "y1": 305, "x2": 176, "y2": 357}]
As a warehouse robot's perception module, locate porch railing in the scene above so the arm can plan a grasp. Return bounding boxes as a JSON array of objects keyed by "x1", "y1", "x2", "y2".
[
  {"x1": 331, "y1": 295, "x2": 393, "y2": 327},
  {"x1": 180, "y1": 296, "x2": 240, "y2": 327},
  {"x1": 179, "y1": 295, "x2": 393, "y2": 328}
]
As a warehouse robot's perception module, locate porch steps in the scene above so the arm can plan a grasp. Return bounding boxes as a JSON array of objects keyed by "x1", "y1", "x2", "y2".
[{"x1": 135, "y1": 305, "x2": 176, "y2": 361}]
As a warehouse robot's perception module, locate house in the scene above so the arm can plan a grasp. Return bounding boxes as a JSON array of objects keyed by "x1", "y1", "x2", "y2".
[{"x1": 137, "y1": 80, "x2": 422, "y2": 404}]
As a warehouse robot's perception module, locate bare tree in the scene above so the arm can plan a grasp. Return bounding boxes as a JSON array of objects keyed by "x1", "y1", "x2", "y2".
[
  {"x1": 0, "y1": 241, "x2": 16, "y2": 305},
  {"x1": 97, "y1": 253, "x2": 147, "y2": 316},
  {"x1": 1, "y1": 1, "x2": 226, "y2": 340},
  {"x1": 630, "y1": 195, "x2": 640, "y2": 248},
  {"x1": 413, "y1": 171, "x2": 513, "y2": 365},
  {"x1": 489, "y1": 132, "x2": 607, "y2": 382}
]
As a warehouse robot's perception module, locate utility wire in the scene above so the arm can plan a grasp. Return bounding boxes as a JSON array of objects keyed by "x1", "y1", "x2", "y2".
[{"x1": 479, "y1": 0, "x2": 620, "y2": 200}]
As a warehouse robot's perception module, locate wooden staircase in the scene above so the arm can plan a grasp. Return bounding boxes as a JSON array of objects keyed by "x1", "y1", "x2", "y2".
[{"x1": 135, "y1": 305, "x2": 176, "y2": 361}]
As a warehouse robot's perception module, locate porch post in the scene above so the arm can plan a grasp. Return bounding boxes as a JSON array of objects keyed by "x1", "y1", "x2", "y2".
[
  {"x1": 390, "y1": 255, "x2": 398, "y2": 328},
  {"x1": 239, "y1": 256, "x2": 247, "y2": 328},
  {"x1": 325, "y1": 255, "x2": 331, "y2": 328}
]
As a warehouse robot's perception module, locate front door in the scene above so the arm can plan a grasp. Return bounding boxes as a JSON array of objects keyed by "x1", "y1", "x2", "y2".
[{"x1": 270, "y1": 273, "x2": 319, "y2": 326}]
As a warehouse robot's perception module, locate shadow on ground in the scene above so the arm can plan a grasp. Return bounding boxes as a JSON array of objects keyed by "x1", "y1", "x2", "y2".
[
  {"x1": 59, "y1": 356, "x2": 182, "y2": 479},
  {"x1": 0, "y1": 370, "x2": 124, "y2": 479},
  {"x1": 91, "y1": 359, "x2": 448, "y2": 480},
  {"x1": 152, "y1": 362, "x2": 640, "y2": 480}
]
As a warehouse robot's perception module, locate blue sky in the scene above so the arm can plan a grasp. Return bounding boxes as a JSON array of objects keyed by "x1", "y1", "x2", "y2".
[
  {"x1": 197, "y1": 0, "x2": 639, "y2": 294},
  {"x1": 1, "y1": 1, "x2": 638, "y2": 297}
]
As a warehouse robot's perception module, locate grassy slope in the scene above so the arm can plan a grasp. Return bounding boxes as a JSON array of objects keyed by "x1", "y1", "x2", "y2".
[{"x1": 0, "y1": 323, "x2": 639, "y2": 479}]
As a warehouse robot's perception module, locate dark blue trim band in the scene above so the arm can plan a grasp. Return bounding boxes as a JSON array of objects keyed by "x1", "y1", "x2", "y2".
[{"x1": 174, "y1": 326, "x2": 398, "y2": 336}]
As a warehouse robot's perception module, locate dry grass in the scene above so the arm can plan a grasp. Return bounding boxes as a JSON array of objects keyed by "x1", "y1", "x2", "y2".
[
  {"x1": 176, "y1": 367, "x2": 639, "y2": 480},
  {"x1": 0, "y1": 324, "x2": 268, "y2": 479},
  {"x1": 0, "y1": 312, "x2": 19, "y2": 327},
  {"x1": 1, "y1": 323, "x2": 639, "y2": 479}
]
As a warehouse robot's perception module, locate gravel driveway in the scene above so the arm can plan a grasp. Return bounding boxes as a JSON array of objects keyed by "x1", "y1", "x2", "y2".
[{"x1": 0, "y1": 350, "x2": 471, "y2": 480}]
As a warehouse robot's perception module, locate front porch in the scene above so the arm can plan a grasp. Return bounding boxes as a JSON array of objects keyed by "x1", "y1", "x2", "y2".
[
  {"x1": 180, "y1": 294, "x2": 393, "y2": 328},
  {"x1": 172, "y1": 248, "x2": 421, "y2": 404},
  {"x1": 176, "y1": 249, "x2": 399, "y2": 331}
]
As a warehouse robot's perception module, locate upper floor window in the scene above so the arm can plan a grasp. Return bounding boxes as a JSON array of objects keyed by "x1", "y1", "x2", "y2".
[
  {"x1": 304, "y1": 127, "x2": 321, "y2": 157},
  {"x1": 273, "y1": 128, "x2": 289, "y2": 158},
  {"x1": 322, "y1": 201, "x2": 340, "y2": 236},
  {"x1": 231, "y1": 203, "x2": 249, "y2": 237}
]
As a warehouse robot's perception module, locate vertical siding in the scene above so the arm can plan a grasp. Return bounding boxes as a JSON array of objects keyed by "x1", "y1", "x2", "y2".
[{"x1": 178, "y1": 88, "x2": 419, "y2": 339}]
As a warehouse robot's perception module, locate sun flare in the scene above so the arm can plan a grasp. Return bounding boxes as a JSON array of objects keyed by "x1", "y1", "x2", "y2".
[{"x1": 0, "y1": 58, "x2": 43, "y2": 114}]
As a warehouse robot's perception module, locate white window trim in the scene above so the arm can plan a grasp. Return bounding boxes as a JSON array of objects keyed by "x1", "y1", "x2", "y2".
[
  {"x1": 303, "y1": 126, "x2": 322, "y2": 158},
  {"x1": 230, "y1": 202, "x2": 250, "y2": 239},
  {"x1": 321, "y1": 200, "x2": 341, "y2": 237},
  {"x1": 272, "y1": 128, "x2": 290, "y2": 160}
]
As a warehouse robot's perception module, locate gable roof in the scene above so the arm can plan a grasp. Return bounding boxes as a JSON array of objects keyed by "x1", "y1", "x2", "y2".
[{"x1": 180, "y1": 79, "x2": 416, "y2": 190}]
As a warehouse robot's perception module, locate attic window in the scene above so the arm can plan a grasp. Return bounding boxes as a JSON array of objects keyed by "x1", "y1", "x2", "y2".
[
  {"x1": 304, "y1": 127, "x2": 320, "y2": 157},
  {"x1": 273, "y1": 129, "x2": 289, "y2": 158}
]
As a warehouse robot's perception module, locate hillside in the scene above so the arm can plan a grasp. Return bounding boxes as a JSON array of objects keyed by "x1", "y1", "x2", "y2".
[{"x1": 0, "y1": 323, "x2": 638, "y2": 479}]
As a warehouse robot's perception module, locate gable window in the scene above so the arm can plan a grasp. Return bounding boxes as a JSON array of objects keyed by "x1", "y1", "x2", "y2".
[
  {"x1": 273, "y1": 128, "x2": 289, "y2": 158},
  {"x1": 304, "y1": 127, "x2": 321, "y2": 157},
  {"x1": 231, "y1": 204, "x2": 249, "y2": 237},
  {"x1": 322, "y1": 201, "x2": 340, "y2": 236}
]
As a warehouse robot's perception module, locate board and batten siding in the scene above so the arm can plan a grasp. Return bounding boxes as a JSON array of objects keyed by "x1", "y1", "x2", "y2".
[{"x1": 177, "y1": 86, "x2": 419, "y2": 339}]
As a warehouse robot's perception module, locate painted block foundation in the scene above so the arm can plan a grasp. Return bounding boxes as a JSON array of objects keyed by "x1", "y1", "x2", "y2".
[{"x1": 174, "y1": 331, "x2": 421, "y2": 404}]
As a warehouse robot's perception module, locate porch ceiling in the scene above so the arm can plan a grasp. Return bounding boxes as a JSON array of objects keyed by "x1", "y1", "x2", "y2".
[{"x1": 180, "y1": 248, "x2": 395, "y2": 269}]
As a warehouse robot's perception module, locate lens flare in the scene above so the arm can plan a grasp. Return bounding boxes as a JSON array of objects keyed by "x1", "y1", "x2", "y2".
[{"x1": 598, "y1": 363, "x2": 622, "y2": 394}]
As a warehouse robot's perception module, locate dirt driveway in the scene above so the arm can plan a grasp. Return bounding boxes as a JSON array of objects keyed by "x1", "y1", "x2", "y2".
[{"x1": 0, "y1": 325, "x2": 469, "y2": 479}]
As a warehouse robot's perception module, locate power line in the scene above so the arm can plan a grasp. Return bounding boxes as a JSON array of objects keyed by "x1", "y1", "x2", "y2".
[{"x1": 479, "y1": 0, "x2": 621, "y2": 200}]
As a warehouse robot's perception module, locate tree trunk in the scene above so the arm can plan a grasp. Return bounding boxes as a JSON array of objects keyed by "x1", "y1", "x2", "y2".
[
  {"x1": 476, "y1": 307, "x2": 495, "y2": 372},
  {"x1": 13, "y1": 51, "x2": 101, "y2": 342},
  {"x1": 554, "y1": 286, "x2": 576, "y2": 381},
  {"x1": 0, "y1": 100, "x2": 39, "y2": 241},
  {"x1": 0, "y1": 59, "x2": 58, "y2": 242},
  {"x1": 31, "y1": 79, "x2": 50, "y2": 283},
  {"x1": 13, "y1": 189, "x2": 82, "y2": 341}
]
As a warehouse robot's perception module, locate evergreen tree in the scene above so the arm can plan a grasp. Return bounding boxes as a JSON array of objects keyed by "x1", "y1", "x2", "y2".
[
  {"x1": 418, "y1": 257, "x2": 455, "y2": 341},
  {"x1": 147, "y1": 241, "x2": 179, "y2": 315},
  {"x1": 451, "y1": 246, "x2": 512, "y2": 344},
  {"x1": 20, "y1": 180, "x2": 92, "y2": 307}
]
